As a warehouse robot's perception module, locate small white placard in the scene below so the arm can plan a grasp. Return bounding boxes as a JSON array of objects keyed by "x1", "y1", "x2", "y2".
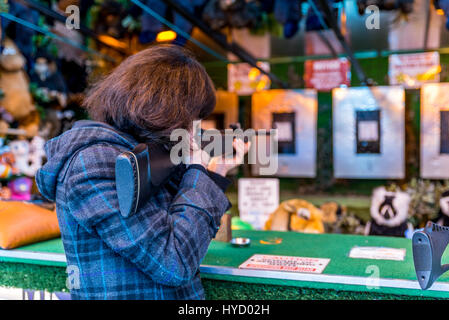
[
  {"x1": 238, "y1": 178, "x2": 279, "y2": 230},
  {"x1": 239, "y1": 254, "x2": 330, "y2": 274},
  {"x1": 349, "y1": 246, "x2": 406, "y2": 261}
]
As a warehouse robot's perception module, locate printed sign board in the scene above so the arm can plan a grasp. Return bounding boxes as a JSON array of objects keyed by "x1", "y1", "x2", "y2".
[
  {"x1": 238, "y1": 178, "x2": 279, "y2": 230},
  {"x1": 349, "y1": 247, "x2": 406, "y2": 261},
  {"x1": 228, "y1": 62, "x2": 271, "y2": 96},
  {"x1": 239, "y1": 254, "x2": 330, "y2": 274},
  {"x1": 389, "y1": 52, "x2": 440, "y2": 89},
  {"x1": 304, "y1": 58, "x2": 351, "y2": 91}
]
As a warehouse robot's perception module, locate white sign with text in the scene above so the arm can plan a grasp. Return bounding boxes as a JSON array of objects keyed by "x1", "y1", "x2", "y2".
[
  {"x1": 239, "y1": 254, "x2": 330, "y2": 274},
  {"x1": 238, "y1": 178, "x2": 279, "y2": 230}
]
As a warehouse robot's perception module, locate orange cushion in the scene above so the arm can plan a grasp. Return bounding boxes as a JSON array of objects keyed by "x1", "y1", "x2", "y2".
[{"x1": 0, "y1": 201, "x2": 60, "y2": 249}]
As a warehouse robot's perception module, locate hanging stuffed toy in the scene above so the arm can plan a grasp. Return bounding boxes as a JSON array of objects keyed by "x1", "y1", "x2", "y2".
[
  {"x1": 52, "y1": 0, "x2": 86, "y2": 67},
  {"x1": 357, "y1": 0, "x2": 414, "y2": 15},
  {"x1": 365, "y1": 186, "x2": 413, "y2": 237},
  {"x1": 434, "y1": 0, "x2": 449, "y2": 30},
  {"x1": 305, "y1": 0, "x2": 343, "y2": 32},
  {"x1": 274, "y1": 0, "x2": 302, "y2": 38},
  {"x1": 265, "y1": 199, "x2": 325, "y2": 234},
  {"x1": 29, "y1": 50, "x2": 68, "y2": 139},
  {"x1": 94, "y1": 0, "x2": 127, "y2": 39},
  {"x1": 1, "y1": 1, "x2": 39, "y2": 68},
  {"x1": 203, "y1": 0, "x2": 228, "y2": 30},
  {"x1": 203, "y1": 0, "x2": 261, "y2": 31},
  {"x1": 0, "y1": 38, "x2": 39, "y2": 137},
  {"x1": 138, "y1": 0, "x2": 205, "y2": 45},
  {"x1": 29, "y1": 51, "x2": 68, "y2": 108}
]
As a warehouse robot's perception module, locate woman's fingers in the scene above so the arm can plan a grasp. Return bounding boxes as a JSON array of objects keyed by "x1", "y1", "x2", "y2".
[{"x1": 233, "y1": 139, "x2": 251, "y2": 164}]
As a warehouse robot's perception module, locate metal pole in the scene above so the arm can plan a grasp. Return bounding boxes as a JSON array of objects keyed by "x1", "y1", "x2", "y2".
[
  {"x1": 423, "y1": 0, "x2": 431, "y2": 50},
  {"x1": 306, "y1": 0, "x2": 338, "y2": 57}
]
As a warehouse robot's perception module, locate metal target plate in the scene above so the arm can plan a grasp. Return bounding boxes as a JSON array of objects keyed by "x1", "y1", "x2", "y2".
[
  {"x1": 251, "y1": 89, "x2": 317, "y2": 177},
  {"x1": 333, "y1": 86, "x2": 405, "y2": 179},
  {"x1": 421, "y1": 83, "x2": 449, "y2": 178}
]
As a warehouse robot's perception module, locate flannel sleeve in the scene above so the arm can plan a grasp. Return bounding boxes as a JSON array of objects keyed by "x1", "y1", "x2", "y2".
[{"x1": 64, "y1": 145, "x2": 231, "y2": 287}]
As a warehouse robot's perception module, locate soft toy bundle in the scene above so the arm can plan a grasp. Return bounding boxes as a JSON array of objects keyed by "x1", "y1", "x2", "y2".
[
  {"x1": 264, "y1": 199, "x2": 325, "y2": 234},
  {"x1": 320, "y1": 201, "x2": 366, "y2": 235},
  {"x1": 0, "y1": 39, "x2": 39, "y2": 138},
  {"x1": 0, "y1": 136, "x2": 46, "y2": 201}
]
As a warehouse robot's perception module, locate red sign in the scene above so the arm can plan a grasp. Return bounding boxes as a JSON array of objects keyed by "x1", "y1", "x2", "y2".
[{"x1": 304, "y1": 58, "x2": 351, "y2": 91}]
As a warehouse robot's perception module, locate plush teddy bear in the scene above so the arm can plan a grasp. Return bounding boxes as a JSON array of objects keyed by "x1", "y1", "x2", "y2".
[
  {"x1": 9, "y1": 139, "x2": 43, "y2": 177},
  {"x1": 320, "y1": 202, "x2": 366, "y2": 235},
  {"x1": 264, "y1": 199, "x2": 325, "y2": 234},
  {"x1": 0, "y1": 38, "x2": 39, "y2": 137}
]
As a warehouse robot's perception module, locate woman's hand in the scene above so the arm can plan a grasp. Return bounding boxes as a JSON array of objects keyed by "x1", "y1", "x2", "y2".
[
  {"x1": 189, "y1": 132, "x2": 211, "y2": 169},
  {"x1": 207, "y1": 138, "x2": 251, "y2": 177}
]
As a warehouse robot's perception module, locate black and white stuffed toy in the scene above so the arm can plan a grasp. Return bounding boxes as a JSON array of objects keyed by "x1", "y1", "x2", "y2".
[
  {"x1": 435, "y1": 190, "x2": 449, "y2": 226},
  {"x1": 365, "y1": 187, "x2": 413, "y2": 238}
]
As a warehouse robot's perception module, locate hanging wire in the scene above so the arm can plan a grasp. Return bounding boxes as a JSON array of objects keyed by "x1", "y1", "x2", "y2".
[
  {"x1": 306, "y1": 0, "x2": 330, "y2": 29},
  {"x1": 0, "y1": 12, "x2": 116, "y2": 62},
  {"x1": 130, "y1": 0, "x2": 228, "y2": 62}
]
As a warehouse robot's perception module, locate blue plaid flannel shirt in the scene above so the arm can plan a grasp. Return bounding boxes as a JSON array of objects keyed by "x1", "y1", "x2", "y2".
[{"x1": 36, "y1": 121, "x2": 231, "y2": 300}]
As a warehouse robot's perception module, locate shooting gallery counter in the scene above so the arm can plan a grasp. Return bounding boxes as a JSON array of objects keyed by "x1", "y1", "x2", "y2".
[{"x1": 0, "y1": 230, "x2": 448, "y2": 300}]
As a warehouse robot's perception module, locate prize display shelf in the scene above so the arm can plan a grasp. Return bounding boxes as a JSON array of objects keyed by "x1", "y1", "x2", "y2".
[{"x1": 0, "y1": 230, "x2": 448, "y2": 300}]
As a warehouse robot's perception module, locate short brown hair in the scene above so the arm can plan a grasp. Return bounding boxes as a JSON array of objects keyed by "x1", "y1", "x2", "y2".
[{"x1": 84, "y1": 45, "x2": 216, "y2": 143}]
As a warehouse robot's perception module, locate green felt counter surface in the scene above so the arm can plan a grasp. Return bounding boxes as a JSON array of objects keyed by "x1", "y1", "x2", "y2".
[
  {"x1": 202, "y1": 230, "x2": 449, "y2": 299},
  {"x1": 0, "y1": 231, "x2": 448, "y2": 299}
]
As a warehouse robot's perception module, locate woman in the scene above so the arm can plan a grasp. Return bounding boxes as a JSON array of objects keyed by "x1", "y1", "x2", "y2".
[{"x1": 36, "y1": 45, "x2": 247, "y2": 300}]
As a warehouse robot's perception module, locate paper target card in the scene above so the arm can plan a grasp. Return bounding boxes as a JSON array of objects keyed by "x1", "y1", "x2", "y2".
[{"x1": 333, "y1": 86, "x2": 405, "y2": 179}]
